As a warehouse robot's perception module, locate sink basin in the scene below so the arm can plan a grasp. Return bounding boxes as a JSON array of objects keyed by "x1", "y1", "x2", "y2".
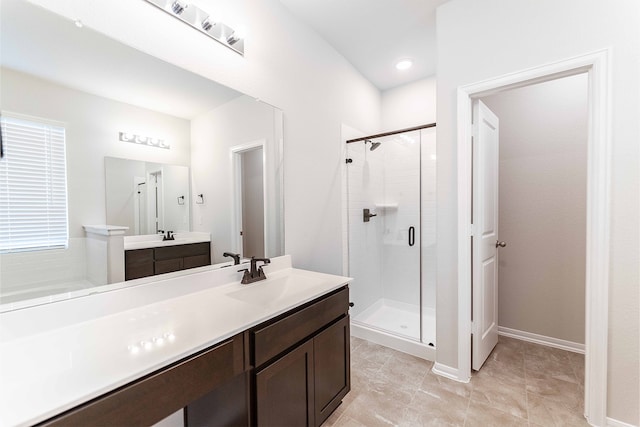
[{"x1": 226, "y1": 273, "x2": 324, "y2": 307}]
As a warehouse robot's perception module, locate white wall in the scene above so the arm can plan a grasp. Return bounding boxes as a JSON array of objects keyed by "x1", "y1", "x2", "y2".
[
  {"x1": 381, "y1": 76, "x2": 436, "y2": 131},
  {"x1": 482, "y1": 73, "x2": 588, "y2": 345},
  {"x1": 30, "y1": 0, "x2": 382, "y2": 276},
  {"x1": 436, "y1": 0, "x2": 639, "y2": 423},
  {"x1": 0, "y1": 68, "x2": 192, "y2": 237},
  {"x1": 104, "y1": 158, "x2": 147, "y2": 234},
  {"x1": 0, "y1": 68, "x2": 190, "y2": 293},
  {"x1": 162, "y1": 164, "x2": 191, "y2": 234},
  {"x1": 190, "y1": 95, "x2": 278, "y2": 263}
]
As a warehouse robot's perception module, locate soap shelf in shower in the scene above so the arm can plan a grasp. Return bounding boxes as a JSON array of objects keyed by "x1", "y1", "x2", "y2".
[{"x1": 374, "y1": 203, "x2": 398, "y2": 211}]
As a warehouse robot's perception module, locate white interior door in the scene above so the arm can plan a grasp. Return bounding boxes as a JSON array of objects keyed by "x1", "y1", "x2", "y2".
[{"x1": 472, "y1": 100, "x2": 500, "y2": 370}]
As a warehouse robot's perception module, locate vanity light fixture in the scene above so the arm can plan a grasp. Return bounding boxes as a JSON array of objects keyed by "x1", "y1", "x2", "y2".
[
  {"x1": 143, "y1": 0, "x2": 245, "y2": 56},
  {"x1": 171, "y1": 0, "x2": 186, "y2": 15},
  {"x1": 119, "y1": 132, "x2": 170, "y2": 150}
]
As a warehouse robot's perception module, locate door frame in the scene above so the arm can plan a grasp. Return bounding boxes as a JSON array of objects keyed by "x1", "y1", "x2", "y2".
[
  {"x1": 230, "y1": 139, "x2": 267, "y2": 256},
  {"x1": 456, "y1": 49, "x2": 610, "y2": 425}
]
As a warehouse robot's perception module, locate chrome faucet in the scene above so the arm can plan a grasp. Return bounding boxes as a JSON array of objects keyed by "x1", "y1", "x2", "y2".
[
  {"x1": 223, "y1": 252, "x2": 241, "y2": 265},
  {"x1": 162, "y1": 230, "x2": 175, "y2": 241},
  {"x1": 239, "y1": 257, "x2": 271, "y2": 284}
]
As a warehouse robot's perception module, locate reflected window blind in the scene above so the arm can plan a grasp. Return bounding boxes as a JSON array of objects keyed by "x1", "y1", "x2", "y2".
[{"x1": 0, "y1": 115, "x2": 69, "y2": 253}]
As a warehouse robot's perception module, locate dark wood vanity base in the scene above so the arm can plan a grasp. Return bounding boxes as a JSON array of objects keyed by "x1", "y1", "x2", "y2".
[
  {"x1": 125, "y1": 242, "x2": 211, "y2": 280},
  {"x1": 36, "y1": 286, "x2": 350, "y2": 427}
]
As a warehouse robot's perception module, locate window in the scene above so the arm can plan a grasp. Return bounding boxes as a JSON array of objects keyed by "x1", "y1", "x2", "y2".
[{"x1": 0, "y1": 114, "x2": 69, "y2": 253}]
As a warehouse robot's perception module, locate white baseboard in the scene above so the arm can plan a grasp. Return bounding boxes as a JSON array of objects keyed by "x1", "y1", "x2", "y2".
[
  {"x1": 498, "y1": 326, "x2": 585, "y2": 354},
  {"x1": 607, "y1": 417, "x2": 639, "y2": 427},
  {"x1": 432, "y1": 362, "x2": 469, "y2": 383}
]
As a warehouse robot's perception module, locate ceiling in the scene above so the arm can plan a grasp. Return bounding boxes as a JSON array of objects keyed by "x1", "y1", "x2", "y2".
[
  {"x1": 279, "y1": 0, "x2": 449, "y2": 91},
  {"x1": 2, "y1": 0, "x2": 447, "y2": 118},
  {"x1": 0, "y1": 0, "x2": 242, "y2": 120}
]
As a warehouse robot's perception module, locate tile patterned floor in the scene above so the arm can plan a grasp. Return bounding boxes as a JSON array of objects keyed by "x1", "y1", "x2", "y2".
[{"x1": 324, "y1": 336, "x2": 587, "y2": 426}]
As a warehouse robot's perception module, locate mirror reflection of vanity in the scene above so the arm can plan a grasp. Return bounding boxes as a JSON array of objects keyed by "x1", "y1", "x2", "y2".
[{"x1": 0, "y1": 0, "x2": 284, "y2": 307}]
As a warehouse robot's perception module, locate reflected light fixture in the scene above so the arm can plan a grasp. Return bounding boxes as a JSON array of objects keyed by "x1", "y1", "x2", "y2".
[
  {"x1": 396, "y1": 59, "x2": 413, "y2": 70},
  {"x1": 143, "y1": 0, "x2": 245, "y2": 56}
]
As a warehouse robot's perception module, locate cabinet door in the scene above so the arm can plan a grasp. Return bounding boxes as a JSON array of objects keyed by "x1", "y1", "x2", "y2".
[
  {"x1": 256, "y1": 340, "x2": 314, "y2": 427},
  {"x1": 313, "y1": 316, "x2": 351, "y2": 427}
]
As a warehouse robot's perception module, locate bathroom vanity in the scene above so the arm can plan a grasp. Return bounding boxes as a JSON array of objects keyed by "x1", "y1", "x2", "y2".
[
  {"x1": 0, "y1": 256, "x2": 351, "y2": 427},
  {"x1": 124, "y1": 233, "x2": 212, "y2": 280}
]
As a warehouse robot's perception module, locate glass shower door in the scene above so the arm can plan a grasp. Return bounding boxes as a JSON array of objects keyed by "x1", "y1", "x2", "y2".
[{"x1": 347, "y1": 130, "x2": 421, "y2": 341}]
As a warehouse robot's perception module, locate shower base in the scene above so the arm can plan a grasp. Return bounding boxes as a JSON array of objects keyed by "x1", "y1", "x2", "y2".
[{"x1": 352, "y1": 298, "x2": 436, "y2": 361}]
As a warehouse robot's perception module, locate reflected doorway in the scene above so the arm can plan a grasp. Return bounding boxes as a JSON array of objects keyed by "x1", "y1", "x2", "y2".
[{"x1": 231, "y1": 141, "x2": 266, "y2": 259}]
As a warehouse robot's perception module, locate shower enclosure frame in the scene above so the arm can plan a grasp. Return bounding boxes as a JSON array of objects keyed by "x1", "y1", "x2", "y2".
[{"x1": 344, "y1": 123, "x2": 436, "y2": 361}]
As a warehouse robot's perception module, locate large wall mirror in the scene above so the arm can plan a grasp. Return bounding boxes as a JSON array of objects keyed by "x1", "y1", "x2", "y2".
[{"x1": 0, "y1": 0, "x2": 284, "y2": 308}]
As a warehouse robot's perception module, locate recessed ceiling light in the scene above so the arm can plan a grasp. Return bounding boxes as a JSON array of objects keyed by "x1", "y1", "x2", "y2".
[
  {"x1": 74, "y1": 19, "x2": 84, "y2": 28},
  {"x1": 395, "y1": 60, "x2": 413, "y2": 71}
]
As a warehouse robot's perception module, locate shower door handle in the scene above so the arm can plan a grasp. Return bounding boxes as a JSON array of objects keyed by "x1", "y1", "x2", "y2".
[{"x1": 408, "y1": 226, "x2": 415, "y2": 247}]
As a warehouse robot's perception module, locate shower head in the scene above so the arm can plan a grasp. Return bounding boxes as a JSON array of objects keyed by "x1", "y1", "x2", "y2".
[{"x1": 365, "y1": 139, "x2": 382, "y2": 151}]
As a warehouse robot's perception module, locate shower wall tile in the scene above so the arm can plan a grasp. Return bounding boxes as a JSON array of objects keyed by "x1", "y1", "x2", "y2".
[
  {"x1": 421, "y1": 128, "x2": 437, "y2": 310},
  {"x1": 346, "y1": 128, "x2": 438, "y2": 319},
  {"x1": 347, "y1": 143, "x2": 385, "y2": 317}
]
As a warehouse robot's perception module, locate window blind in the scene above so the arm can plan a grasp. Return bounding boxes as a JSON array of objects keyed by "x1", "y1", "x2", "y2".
[{"x1": 0, "y1": 115, "x2": 69, "y2": 253}]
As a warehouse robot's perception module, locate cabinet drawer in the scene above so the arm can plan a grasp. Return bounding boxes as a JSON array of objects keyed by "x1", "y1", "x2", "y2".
[
  {"x1": 252, "y1": 287, "x2": 349, "y2": 367},
  {"x1": 39, "y1": 334, "x2": 245, "y2": 427},
  {"x1": 155, "y1": 258, "x2": 183, "y2": 275},
  {"x1": 184, "y1": 253, "x2": 211, "y2": 269},
  {"x1": 125, "y1": 263, "x2": 154, "y2": 281},
  {"x1": 125, "y1": 249, "x2": 154, "y2": 265},
  {"x1": 155, "y1": 242, "x2": 210, "y2": 261}
]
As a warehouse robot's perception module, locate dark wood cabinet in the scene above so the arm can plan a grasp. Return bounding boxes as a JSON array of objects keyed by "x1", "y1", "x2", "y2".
[
  {"x1": 256, "y1": 340, "x2": 315, "y2": 427},
  {"x1": 314, "y1": 316, "x2": 350, "y2": 425},
  {"x1": 125, "y1": 242, "x2": 211, "y2": 280},
  {"x1": 185, "y1": 372, "x2": 250, "y2": 427},
  {"x1": 251, "y1": 287, "x2": 351, "y2": 427}
]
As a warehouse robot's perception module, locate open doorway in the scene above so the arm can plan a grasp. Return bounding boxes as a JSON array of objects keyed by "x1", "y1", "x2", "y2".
[
  {"x1": 147, "y1": 169, "x2": 163, "y2": 234},
  {"x1": 481, "y1": 73, "x2": 588, "y2": 355},
  {"x1": 455, "y1": 50, "x2": 611, "y2": 425}
]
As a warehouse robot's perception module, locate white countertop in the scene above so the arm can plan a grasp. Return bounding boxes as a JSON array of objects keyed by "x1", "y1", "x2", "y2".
[
  {"x1": 123, "y1": 232, "x2": 211, "y2": 250},
  {"x1": 0, "y1": 255, "x2": 351, "y2": 427}
]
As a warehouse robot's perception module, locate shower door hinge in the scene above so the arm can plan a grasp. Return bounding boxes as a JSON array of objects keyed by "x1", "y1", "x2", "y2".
[{"x1": 345, "y1": 158, "x2": 353, "y2": 164}]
